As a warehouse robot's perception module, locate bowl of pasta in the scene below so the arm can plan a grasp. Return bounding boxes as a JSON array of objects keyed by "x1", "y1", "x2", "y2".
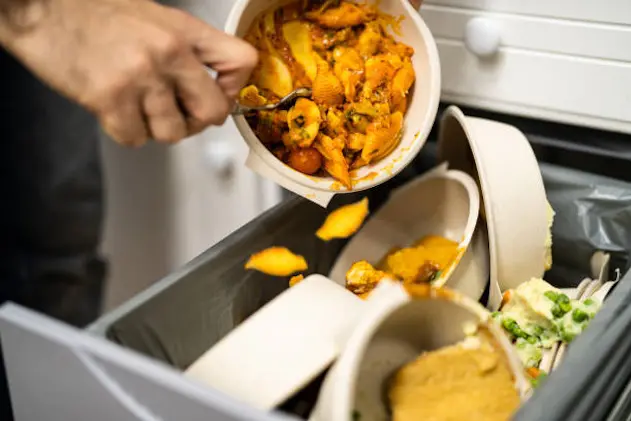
[{"x1": 226, "y1": 0, "x2": 441, "y2": 207}]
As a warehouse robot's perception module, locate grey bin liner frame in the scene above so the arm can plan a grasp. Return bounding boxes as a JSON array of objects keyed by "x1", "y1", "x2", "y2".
[{"x1": 89, "y1": 155, "x2": 631, "y2": 421}]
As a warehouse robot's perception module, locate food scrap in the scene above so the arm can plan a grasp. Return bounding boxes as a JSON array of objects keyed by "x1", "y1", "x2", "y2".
[
  {"x1": 388, "y1": 330, "x2": 520, "y2": 421},
  {"x1": 245, "y1": 247, "x2": 308, "y2": 276},
  {"x1": 493, "y1": 278, "x2": 600, "y2": 369},
  {"x1": 316, "y1": 197, "x2": 369, "y2": 241},
  {"x1": 240, "y1": 0, "x2": 416, "y2": 188},
  {"x1": 345, "y1": 235, "x2": 460, "y2": 298},
  {"x1": 289, "y1": 274, "x2": 305, "y2": 287}
]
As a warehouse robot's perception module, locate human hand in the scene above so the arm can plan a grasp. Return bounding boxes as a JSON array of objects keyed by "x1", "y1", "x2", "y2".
[{"x1": 0, "y1": 0, "x2": 258, "y2": 146}]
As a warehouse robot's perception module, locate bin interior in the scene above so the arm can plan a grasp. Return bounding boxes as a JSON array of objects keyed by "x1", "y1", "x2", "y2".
[{"x1": 94, "y1": 146, "x2": 631, "y2": 418}]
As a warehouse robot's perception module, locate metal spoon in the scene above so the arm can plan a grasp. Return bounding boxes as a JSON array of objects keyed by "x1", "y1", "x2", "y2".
[{"x1": 231, "y1": 87, "x2": 312, "y2": 115}]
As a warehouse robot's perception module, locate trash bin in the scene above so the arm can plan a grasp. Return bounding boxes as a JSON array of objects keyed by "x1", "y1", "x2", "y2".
[{"x1": 2, "y1": 136, "x2": 631, "y2": 421}]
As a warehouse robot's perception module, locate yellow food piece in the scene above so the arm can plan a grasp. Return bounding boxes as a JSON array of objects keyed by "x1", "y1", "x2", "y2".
[
  {"x1": 282, "y1": 21, "x2": 318, "y2": 82},
  {"x1": 245, "y1": 247, "x2": 308, "y2": 276},
  {"x1": 344, "y1": 235, "x2": 460, "y2": 297},
  {"x1": 289, "y1": 274, "x2": 305, "y2": 287},
  {"x1": 314, "y1": 134, "x2": 351, "y2": 188},
  {"x1": 305, "y1": 2, "x2": 375, "y2": 28},
  {"x1": 389, "y1": 339, "x2": 520, "y2": 421},
  {"x1": 382, "y1": 235, "x2": 459, "y2": 282},
  {"x1": 345, "y1": 260, "x2": 388, "y2": 299},
  {"x1": 316, "y1": 197, "x2": 369, "y2": 241},
  {"x1": 286, "y1": 98, "x2": 322, "y2": 147},
  {"x1": 312, "y1": 60, "x2": 345, "y2": 106},
  {"x1": 255, "y1": 53, "x2": 294, "y2": 98},
  {"x1": 239, "y1": 85, "x2": 267, "y2": 107}
]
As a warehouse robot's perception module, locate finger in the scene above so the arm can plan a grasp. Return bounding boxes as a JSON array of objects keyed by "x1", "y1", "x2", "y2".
[
  {"x1": 143, "y1": 82, "x2": 187, "y2": 143},
  {"x1": 183, "y1": 21, "x2": 258, "y2": 98},
  {"x1": 99, "y1": 98, "x2": 148, "y2": 147},
  {"x1": 170, "y1": 54, "x2": 233, "y2": 133}
]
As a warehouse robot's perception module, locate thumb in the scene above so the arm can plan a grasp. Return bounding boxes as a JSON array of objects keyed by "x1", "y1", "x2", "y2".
[{"x1": 188, "y1": 22, "x2": 259, "y2": 98}]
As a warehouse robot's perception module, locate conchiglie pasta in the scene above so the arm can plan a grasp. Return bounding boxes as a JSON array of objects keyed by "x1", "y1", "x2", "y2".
[{"x1": 239, "y1": 0, "x2": 416, "y2": 188}]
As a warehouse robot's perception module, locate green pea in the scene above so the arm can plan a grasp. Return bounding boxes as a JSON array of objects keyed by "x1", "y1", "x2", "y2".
[
  {"x1": 502, "y1": 318, "x2": 518, "y2": 332},
  {"x1": 584, "y1": 298, "x2": 595, "y2": 306},
  {"x1": 544, "y1": 291, "x2": 559, "y2": 302},
  {"x1": 557, "y1": 293, "x2": 570, "y2": 304},
  {"x1": 559, "y1": 301, "x2": 572, "y2": 313},
  {"x1": 551, "y1": 304, "x2": 565, "y2": 318},
  {"x1": 572, "y1": 309, "x2": 589, "y2": 323},
  {"x1": 532, "y1": 325, "x2": 544, "y2": 336}
]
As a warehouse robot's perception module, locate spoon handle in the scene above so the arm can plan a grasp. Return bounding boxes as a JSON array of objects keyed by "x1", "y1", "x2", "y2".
[{"x1": 231, "y1": 88, "x2": 313, "y2": 115}]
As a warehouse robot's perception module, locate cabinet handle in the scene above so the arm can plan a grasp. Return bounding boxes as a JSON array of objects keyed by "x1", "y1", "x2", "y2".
[{"x1": 465, "y1": 17, "x2": 501, "y2": 58}]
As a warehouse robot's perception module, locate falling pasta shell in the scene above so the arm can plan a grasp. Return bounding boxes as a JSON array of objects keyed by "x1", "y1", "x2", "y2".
[
  {"x1": 316, "y1": 197, "x2": 369, "y2": 241},
  {"x1": 245, "y1": 247, "x2": 308, "y2": 276}
]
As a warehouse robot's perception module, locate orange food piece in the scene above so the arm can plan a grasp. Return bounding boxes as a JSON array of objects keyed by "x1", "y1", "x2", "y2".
[{"x1": 289, "y1": 274, "x2": 305, "y2": 287}]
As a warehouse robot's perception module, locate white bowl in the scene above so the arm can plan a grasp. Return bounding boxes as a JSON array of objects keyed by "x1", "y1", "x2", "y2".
[
  {"x1": 438, "y1": 106, "x2": 549, "y2": 295},
  {"x1": 184, "y1": 275, "x2": 364, "y2": 410},
  {"x1": 310, "y1": 281, "x2": 531, "y2": 421},
  {"x1": 329, "y1": 166, "x2": 489, "y2": 302},
  {"x1": 225, "y1": 0, "x2": 441, "y2": 207}
]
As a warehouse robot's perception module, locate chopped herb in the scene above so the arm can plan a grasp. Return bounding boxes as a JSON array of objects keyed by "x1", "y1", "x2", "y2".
[
  {"x1": 294, "y1": 115, "x2": 305, "y2": 127},
  {"x1": 532, "y1": 325, "x2": 544, "y2": 336},
  {"x1": 583, "y1": 298, "x2": 595, "y2": 306},
  {"x1": 572, "y1": 309, "x2": 589, "y2": 323}
]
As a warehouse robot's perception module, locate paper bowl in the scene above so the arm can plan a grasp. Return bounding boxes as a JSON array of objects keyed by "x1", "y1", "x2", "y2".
[
  {"x1": 329, "y1": 166, "x2": 488, "y2": 302},
  {"x1": 185, "y1": 275, "x2": 364, "y2": 410},
  {"x1": 310, "y1": 281, "x2": 530, "y2": 421},
  {"x1": 225, "y1": 0, "x2": 441, "y2": 207},
  {"x1": 438, "y1": 106, "x2": 549, "y2": 294}
]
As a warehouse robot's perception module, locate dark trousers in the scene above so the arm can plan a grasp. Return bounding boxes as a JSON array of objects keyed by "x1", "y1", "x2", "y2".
[{"x1": 0, "y1": 48, "x2": 107, "y2": 420}]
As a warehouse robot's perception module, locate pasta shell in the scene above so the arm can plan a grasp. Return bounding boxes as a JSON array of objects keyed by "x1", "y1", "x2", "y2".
[
  {"x1": 316, "y1": 197, "x2": 369, "y2": 241},
  {"x1": 245, "y1": 247, "x2": 308, "y2": 276},
  {"x1": 282, "y1": 21, "x2": 318, "y2": 82}
]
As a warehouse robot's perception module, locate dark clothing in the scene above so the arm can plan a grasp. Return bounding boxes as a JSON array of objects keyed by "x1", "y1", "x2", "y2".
[{"x1": 0, "y1": 48, "x2": 107, "y2": 420}]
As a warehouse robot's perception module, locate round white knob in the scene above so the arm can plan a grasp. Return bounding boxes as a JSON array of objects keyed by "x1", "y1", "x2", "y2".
[{"x1": 465, "y1": 17, "x2": 501, "y2": 58}]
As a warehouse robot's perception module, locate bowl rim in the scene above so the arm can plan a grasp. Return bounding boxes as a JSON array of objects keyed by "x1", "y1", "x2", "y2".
[{"x1": 224, "y1": 0, "x2": 441, "y2": 194}]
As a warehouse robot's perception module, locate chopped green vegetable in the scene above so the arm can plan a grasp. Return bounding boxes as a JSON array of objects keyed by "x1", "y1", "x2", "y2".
[
  {"x1": 583, "y1": 298, "x2": 595, "y2": 306},
  {"x1": 492, "y1": 311, "x2": 501, "y2": 318},
  {"x1": 572, "y1": 309, "x2": 589, "y2": 323},
  {"x1": 559, "y1": 301, "x2": 572, "y2": 314},
  {"x1": 532, "y1": 325, "x2": 544, "y2": 336},
  {"x1": 544, "y1": 291, "x2": 559, "y2": 302},
  {"x1": 526, "y1": 336, "x2": 538, "y2": 344}
]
